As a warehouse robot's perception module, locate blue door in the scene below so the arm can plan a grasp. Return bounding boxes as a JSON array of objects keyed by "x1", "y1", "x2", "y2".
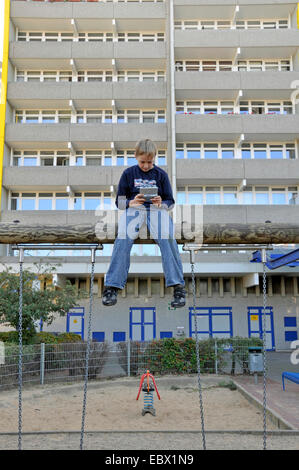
[
  {"x1": 66, "y1": 307, "x2": 84, "y2": 339},
  {"x1": 248, "y1": 307, "x2": 275, "y2": 351},
  {"x1": 129, "y1": 307, "x2": 156, "y2": 341},
  {"x1": 189, "y1": 307, "x2": 233, "y2": 339}
]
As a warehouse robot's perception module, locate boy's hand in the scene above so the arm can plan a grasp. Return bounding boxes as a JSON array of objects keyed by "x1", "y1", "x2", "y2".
[
  {"x1": 129, "y1": 194, "x2": 146, "y2": 207},
  {"x1": 151, "y1": 196, "x2": 162, "y2": 208}
]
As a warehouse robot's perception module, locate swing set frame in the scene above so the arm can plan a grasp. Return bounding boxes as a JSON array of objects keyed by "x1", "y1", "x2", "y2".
[{"x1": 6, "y1": 221, "x2": 299, "y2": 451}]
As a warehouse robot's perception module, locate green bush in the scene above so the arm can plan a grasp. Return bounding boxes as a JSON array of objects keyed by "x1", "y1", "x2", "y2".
[
  {"x1": 0, "y1": 331, "x2": 19, "y2": 344},
  {"x1": 35, "y1": 332, "x2": 59, "y2": 344},
  {"x1": 56, "y1": 332, "x2": 83, "y2": 343},
  {"x1": 142, "y1": 338, "x2": 220, "y2": 375}
]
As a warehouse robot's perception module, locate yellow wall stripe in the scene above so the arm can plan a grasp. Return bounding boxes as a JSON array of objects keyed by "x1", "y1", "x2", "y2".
[{"x1": 0, "y1": 0, "x2": 10, "y2": 211}]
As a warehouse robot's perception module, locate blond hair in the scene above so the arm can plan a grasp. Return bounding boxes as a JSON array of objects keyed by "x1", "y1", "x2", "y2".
[{"x1": 135, "y1": 139, "x2": 157, "y2": 158}]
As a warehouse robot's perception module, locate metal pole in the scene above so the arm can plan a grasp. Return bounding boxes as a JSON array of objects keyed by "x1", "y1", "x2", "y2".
[
  {"x1": 261, "y1": 249, "x2": 268, "y2": 451},
  {"x1": 18, "y1": 248, "x2": 24, "y2": 451},
  {"x1": 185, "y1": 245, "x2": 206, "y2": 450},
  {"x1": 80, "y1": 247, "x2": 96, "y2": 451},
  {"x1": 127, "y1": 339, "x2": 131, "y2": 377},
  {"x1": 215, "y1": 339, "x2": 218, "y2": 375},
  {"x1": 40, "y1": 343, "x2": 45, "y2": 385}
]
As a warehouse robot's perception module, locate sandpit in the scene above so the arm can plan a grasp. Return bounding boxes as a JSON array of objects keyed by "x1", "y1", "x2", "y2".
[
  {"x1": 0, "y1": 375, "x2": 276, "y2": 433},
  {"x1": 1, "y1": 375, "x2": 297, "y2": 450}
]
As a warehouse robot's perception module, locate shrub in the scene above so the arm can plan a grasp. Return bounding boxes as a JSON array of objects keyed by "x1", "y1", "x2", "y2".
[
  {"x1": 142, "y1": 338, "x2": 220, "y2": 375},
  {"x1": 0, "y1": 331, "x2": 19, "y2": 344},
  {"x1": 56, "y1": 332, "x2": 83, "y2": 343},
  {"x1": 35, "y1": 332, "x2": 59, "y2": 344}
]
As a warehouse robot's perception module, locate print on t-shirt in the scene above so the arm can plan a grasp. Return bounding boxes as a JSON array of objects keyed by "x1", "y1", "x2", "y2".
[{"x1": 134, "y1": 178, "x2": 157, "y2": 188}]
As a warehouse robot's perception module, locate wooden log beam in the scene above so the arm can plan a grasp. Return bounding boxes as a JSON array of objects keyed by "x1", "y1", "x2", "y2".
[{"x1": 0, "y1": 222, "x2": 299, "y2": 245}]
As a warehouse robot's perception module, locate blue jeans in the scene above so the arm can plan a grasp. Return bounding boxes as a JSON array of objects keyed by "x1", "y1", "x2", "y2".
[{"x1": 105, "y1": 207, "x2": 185, "y2": 289}]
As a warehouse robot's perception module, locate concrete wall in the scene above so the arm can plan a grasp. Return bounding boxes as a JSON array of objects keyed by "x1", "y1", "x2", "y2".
[{"x1": 44, "y1": 288, "x2": 299, "y2": 350}]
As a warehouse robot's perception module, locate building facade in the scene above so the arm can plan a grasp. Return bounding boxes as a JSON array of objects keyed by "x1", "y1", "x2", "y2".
[{"x1": 1, "y1": 0, "x2": 299, "y2": 350}]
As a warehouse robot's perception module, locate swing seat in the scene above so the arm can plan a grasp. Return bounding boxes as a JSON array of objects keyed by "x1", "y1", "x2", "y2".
[{"x1": 282, "y1": 372, "x2": 299, "y2": 391}]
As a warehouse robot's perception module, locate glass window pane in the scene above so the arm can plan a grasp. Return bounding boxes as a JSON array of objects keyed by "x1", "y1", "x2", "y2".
[
  {"x1": 242, "y1": 192, "x2": 253, "y2": 204},
  {"x1": 11, "y1": 198, "x2": 21, "y2": 210},
  {"x1": 142, "y1": 245, "x2": 156, "y2": 256},
  {"x1": 189, "y1": 193, "x2": 203, "y2": 204},
  {"x1": 242, "y1": 150, "x2": 251, "y2": 159},
  {"x1": 26, "y1": 116, "x2": 39, "y2": 123},
  {"x1": 206, "y1": 193, "x2": 220, "y2": 204},
  {"x1": 272, "y1": 193, "x2": 286, "y2": 204},
  {"x1": 104, "y1": 157, "x2": 112, "y2": 166},
  {"x1": 222, "y1": 150, "x2": 234, "y2": 159},
  {"x1": 176, "y1": 150, "x2": 184, "y2": 159},
  {"x1": 205, "y1": 150, "x2": 218, "y2": 159},
  {"x1": 85, "y1": 199, "x2": 101, "y2": 210},
  {"x1": 23, "y1": 158, "x2": 37, "y2": 166},
  {"x1": 127, "y1": 157, "x2": 135, "y2": 166},
  {"x1": 223, "y1": 193, "x2": 237, "y2": 204},
  {"x1": 22, "y1": 199, "x2": 35, "y2": 210},
  {"x1": 187, "y1": 150, "x2": 201, "y2": 159},
  {"x1": 74, "y1": 198, "x2": 82, "y2": 210},
  {"x1": 254, "y1": 150, "x2": 267, "y2": 159},
  {"x1": 270, "y1": 150, "x2": 283, "y2": 159},
  {"x1": 38, "y1": 199, "x2": 52, "y2": 210},
  {"x1": 56, "y1": 199, "x2": 68, "y2": 210},
  {"x1": 177, "y1": 192, "x2": 186, "y2": 204},
  {"x1": 256, "y1": 193, "x2": 269, "y2": 204}
]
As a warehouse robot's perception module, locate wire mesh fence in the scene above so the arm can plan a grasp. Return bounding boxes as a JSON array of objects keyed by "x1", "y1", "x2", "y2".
[{"x1": 0, "y1": 337, "x2": 263, "y2": 390}]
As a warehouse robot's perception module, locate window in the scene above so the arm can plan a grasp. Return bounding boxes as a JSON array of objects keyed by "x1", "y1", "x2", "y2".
[
  {"x1": 187, "y1": 144, "x2": 201, "y2": 159},
  {"x1": 205, "y1": 187, "x2": 221, "y2": 204},
  {"x1": 241, "y1": 143, "x2": 296, "y2": 160},
  {"x1": 176, "y1": 185, "x2": 298, "y2": 206},
  {"x1": 204, "y1": 144, "x2": 218, "y2": 159}
]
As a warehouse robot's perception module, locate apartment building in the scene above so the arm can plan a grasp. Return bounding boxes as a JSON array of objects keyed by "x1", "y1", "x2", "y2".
[{"x1": 1, "y1": 0, "x2": 299, "y2": 349}]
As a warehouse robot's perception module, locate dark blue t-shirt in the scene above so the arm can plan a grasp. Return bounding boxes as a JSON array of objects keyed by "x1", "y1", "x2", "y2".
[{"x1": 115, "y1": 165, "x2": 175, "y2": 210}]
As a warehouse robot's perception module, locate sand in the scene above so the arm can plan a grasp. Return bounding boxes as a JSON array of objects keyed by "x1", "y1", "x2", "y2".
[{"x1": 0, "y1": 375, "x2": 297, "y2": 450}]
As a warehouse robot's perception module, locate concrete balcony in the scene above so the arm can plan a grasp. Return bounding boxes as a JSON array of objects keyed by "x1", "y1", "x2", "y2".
[
  {"x1": 174, "y1": 1, "x2": 297, "y2": 22},
  {"x1": 11, "y1": 1, "x2": 166, "y2": 32},
  {"x1": 174, "y1": 29, "x2": 299, "y2": 60},
  {"x1": 2, "y1": 166, "x2": 125, "y2": 192},
  {"x1": 175, "y1": 71, "x2": 299, "y2": 101},
  {"x1": 176, "y1": 158, "x2": 299, "y2": 186},
  {"x1": 175, "y1": 114, "x2": 299, "y2": 142},
  {"x1": 5, "y1": 123, "x2": 168, "y2": 149},
  {"x1": 2, "y1": 205, "x2": 299, "y2": 227},
  {"x1": 7, "y1": 81, "x2": 167, "y2": 109},
  {"x1": 9, "y1": 41, "x2": 166, "y2": 70}
]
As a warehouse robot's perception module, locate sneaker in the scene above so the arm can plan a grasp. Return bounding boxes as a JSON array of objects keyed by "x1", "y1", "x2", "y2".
[
  {"x1": 102, "y1": 286, "x2": 118, "y2": 306},
  {"x1": 171, "y1": 285, "x2": 186, "y2": 308}
]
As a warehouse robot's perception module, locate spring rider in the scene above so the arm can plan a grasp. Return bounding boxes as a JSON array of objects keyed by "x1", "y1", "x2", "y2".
[{"x1": 136, "y1": 370, "x2": 160, "y2": 416}]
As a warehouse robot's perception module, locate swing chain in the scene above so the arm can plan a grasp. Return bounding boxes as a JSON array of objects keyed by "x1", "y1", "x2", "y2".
[
  {"x1": 190, "y1": 256, "x2": 206, "y2": 450},
  {"x1": 18, "y1": 254, "x2": 24, "y2": 451},
  {"x1": 262, "y1": 259, "x2": 268, "y2": 451},
  {"x1": 80, "y1": 250, "x2": 96, "y2": 450}
]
